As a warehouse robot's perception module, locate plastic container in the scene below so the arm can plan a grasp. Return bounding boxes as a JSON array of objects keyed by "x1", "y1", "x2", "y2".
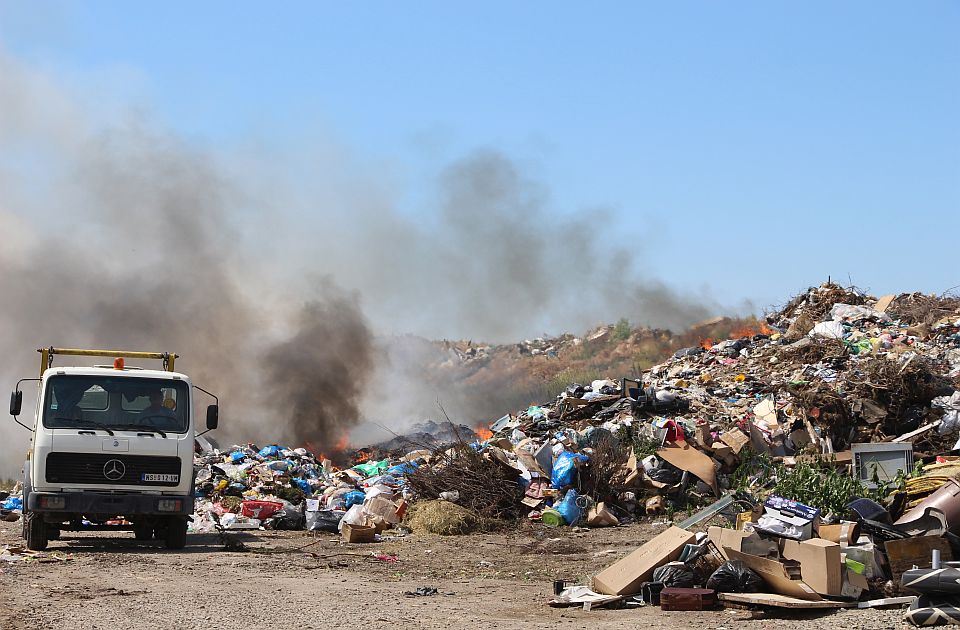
[
  {"x1": 542, "y1": 508, "x2": 564, "y2": 527},
  {"x1": 555, "y1": 489, "x2": 583, "y2": 525}
]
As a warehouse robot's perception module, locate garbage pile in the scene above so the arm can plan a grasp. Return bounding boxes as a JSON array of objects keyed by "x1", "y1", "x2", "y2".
[
  {"x1": 427, "y1": 282, "x2": 959, "y2": 623},
  {"x1": 441, "y1": 283, "x2": 960, "y2": 526},
  {"x1": 190, "y1": 436, "x2": 468, "y2": 541},
  {"x1": 1, "y1": 488, "x2": 22, "y2": 523},
  {"x1": 549, "y1": 481, "x2": 960, "y2": 625}
]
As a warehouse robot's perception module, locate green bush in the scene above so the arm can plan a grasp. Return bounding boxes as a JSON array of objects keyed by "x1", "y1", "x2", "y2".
[
  {"x1": 733, "y1": 453, "x2": 899, "y2": 518},
  {"x1": 612, "y1": 318, "x2": 632, "y2": 342}
]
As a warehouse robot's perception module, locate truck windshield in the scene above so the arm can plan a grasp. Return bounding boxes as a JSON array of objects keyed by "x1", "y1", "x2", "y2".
[{"x1": 43, "y1": 375, "x2": 189, "y2": 434}]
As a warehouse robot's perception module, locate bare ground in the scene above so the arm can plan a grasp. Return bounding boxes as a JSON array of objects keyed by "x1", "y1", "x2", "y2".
[{"x1": 0, "y1": 518, "x2": 912, "y2": 629}]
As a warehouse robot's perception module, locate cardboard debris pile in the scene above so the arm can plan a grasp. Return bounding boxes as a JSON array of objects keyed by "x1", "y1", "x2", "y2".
[
  {"x1": 554, "y1": 487, "x2": 960, "y2": 623},
  {"x1": 527, "y1": 283, "x2": 960, "y2": 623},
  {"x1": 451, "y1": 283, "x2": 960, "y2": 526}
]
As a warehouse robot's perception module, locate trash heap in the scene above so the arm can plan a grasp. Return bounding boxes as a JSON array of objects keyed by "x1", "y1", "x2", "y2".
[
  {"x1": 442, "y1": 282, "x2": 960, "y2": 624},
  {"x1": 1, "y1": 488, "x2": 22, "y2": 523},
  {"x1": 447, "y1": 283, "x2": 960, "y2": 524},
  {"x1": 190, "y1": 439, "x2": 447, "y2": 542}
]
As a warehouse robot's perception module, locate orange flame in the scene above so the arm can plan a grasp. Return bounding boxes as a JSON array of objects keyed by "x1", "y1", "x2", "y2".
[
  {"x1": 335, "y1": 435, "x2": 349, "y2": 451},
  {"x1": 475, "y1": 426, "x2": 494, "y2": 440},
  {"x1": 731, "y1": 323, "x2": 775, "y2": 339},
  {"x1": 700, "y1": 338, "x2": 715, "y2": 350},
  {"x1": 353, "y1": 450, "x2": 371, "y2": 463}
]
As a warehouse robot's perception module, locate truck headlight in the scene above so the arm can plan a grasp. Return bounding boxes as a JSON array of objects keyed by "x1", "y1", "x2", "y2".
[
  {"x1": 39, "y1": 496, "x2": 66, "y2": 509},
  {"x1": 158, "y1": 499, "x2": 182, "y2": 512}
]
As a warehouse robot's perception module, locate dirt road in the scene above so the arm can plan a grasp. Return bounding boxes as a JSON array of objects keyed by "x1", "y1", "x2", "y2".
[{"x1": 0, "y1": 519, "x2": 910, "y2": 629}]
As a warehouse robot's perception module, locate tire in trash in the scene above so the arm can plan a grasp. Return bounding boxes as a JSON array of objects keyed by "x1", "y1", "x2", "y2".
[
  {"x1": 905, "y1": 596, "x2": 960, "y2": 627},
  {"x1": 902, "y1": 568, "x2": 960, "y2": 596}
]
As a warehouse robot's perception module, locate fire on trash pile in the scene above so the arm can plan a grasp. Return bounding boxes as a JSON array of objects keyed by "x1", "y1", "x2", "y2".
[{"x1": 3, "y1": 282, "x2": 960, "y2": 624}]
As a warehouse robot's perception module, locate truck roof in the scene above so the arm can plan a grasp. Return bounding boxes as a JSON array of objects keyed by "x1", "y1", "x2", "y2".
[{"x1": 41, "y1": 366, "x2": 191, "y2": 381}]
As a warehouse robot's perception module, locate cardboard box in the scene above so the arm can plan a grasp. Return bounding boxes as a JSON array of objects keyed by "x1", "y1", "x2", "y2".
[
  {"x1": 724, "y1": 548, "x2": 821, "y2": 601},
  {"x1": 818, "y1": 521, "x2": 861, "y2": 545},
  {"x1": 709, "y1": 526, "x2": 751, "y2": 559},
  {"x1": 593, "y1": 526, "x2": 696, "y2": 595},
  {"x1": 782, "y1": 538, "x2": 842, "y2": 596},
  {"x1": 760, "y1": 495, "x2": 820, "y2": 540},
  {"x1": 842, "y1": 568, "x2": 868, "y2": 598},
  {"x1": 720, "y1": 428, "x2": 749, "y2": 454},
  {"x1": 708, "y1": 527, "x2": 776, "y2": 560},
  {"x1": 763, "y1": 496, "x2": 820, "y2": 525},
  {"x1": 341, "y1": 523, "x2": 376, "y2": 543}
]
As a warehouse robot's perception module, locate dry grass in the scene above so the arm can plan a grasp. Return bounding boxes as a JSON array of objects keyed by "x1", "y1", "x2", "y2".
[{"x1": 406, "y1": 500, "x2": 481, "y2": 535}]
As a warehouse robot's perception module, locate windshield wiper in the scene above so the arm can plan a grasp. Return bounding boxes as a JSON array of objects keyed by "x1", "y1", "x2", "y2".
[
  {"x1": 112, "y1": 424, "x2": 167, "y2": 438},
  {"x1": 52, "y1": 417, "x2": 115, "y2": 436}
]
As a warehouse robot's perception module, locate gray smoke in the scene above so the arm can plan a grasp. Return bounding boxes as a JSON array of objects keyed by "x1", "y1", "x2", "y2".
[
  {"x1": 0, "y1": 50, "x2": 742, "y2": 475},
  {"x1": 261, "y1": 284, "x2": 374, "y2": 452},
  {"x1": 284, "y1": 148, "x2": 728, "y2": 342},
  {"x1": 0, "y1": 52, "x2": 375, "y2": 474}
]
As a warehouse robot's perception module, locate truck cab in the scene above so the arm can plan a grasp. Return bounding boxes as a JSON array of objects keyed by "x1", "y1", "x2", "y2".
[{"x1": 9, "y1": 348, "x2": 219, "y2": 550}]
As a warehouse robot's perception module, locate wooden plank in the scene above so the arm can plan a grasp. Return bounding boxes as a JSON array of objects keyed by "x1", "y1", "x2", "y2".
[
  {"x1": 885, "y1": 537, "x2": 953, "y2": 582},
  {"x1": 892, "y1": 421, "x2": 941, "y2": 443},
  {"x1": 719, "y1": 593, "x2": 854, "y2": 609}
]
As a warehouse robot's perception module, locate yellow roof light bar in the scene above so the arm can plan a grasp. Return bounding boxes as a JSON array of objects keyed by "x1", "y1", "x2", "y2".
[{"x1": 38, "y1": 347, "x2": 178, "y2": 376}]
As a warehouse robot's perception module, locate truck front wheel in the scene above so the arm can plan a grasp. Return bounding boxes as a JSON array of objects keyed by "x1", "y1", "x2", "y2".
[
  {"x1": 164, "y1": 517, "x2": 188, "y2": 550},
  {"x1": 133, "y1": 524, "x2": 153, "y2": 541},
  {"x1": 23, "y1": 512, "x2": 48, "y2": 551}
]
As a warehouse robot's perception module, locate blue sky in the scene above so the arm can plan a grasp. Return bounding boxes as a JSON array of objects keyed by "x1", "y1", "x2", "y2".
[{"x1": 2, "y1": 1, "x2": 958, "y2": 320}]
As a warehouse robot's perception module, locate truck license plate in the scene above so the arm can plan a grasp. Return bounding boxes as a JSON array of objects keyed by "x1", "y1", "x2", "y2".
[{"x1": 142, "y1": 473, "x2": 179, "y2": 482}]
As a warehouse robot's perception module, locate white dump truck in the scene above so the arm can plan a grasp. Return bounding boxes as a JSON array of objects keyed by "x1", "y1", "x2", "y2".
[{"x1": 9, "y1": 347, "x2": 219, "y2": 550}]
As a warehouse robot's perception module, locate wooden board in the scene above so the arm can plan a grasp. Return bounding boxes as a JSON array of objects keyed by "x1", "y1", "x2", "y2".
[
  {"x1": 719, "y1": 593, "x2": 854, "y2": 609},
  {"x1": 885, "y1": 536, "x2": 953, "y2": 582}
]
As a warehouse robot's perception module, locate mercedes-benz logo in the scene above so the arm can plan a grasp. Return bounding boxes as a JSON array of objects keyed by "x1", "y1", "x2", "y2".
[{"x1": 103, "y1": 459, "x2": 125, "y2": 481}]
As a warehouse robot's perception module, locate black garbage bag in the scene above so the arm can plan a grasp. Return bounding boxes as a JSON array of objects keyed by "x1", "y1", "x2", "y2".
[
  {"x1": 646, "y1": 461, "x2": 683, "y2": 485},
  {"x1": 652, "y1": 562, "x2": 696, "y2": 588},
  {"x1": 566, "y1": 383, "x2": 586, "y2": 398},
  {"x1": 266, "y1": 505, "x2": 305, "y2": 530},
  {"x1": 306, "y1": 509, "x2": 344, "y2": 533},
  {"x1": 706, "y1": 561, "x2": 763, "y2": 593}
]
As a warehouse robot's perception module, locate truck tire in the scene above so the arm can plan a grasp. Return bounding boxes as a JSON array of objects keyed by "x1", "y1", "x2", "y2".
[
  {"x1": 133, "y1": 524, "x2": 153, "y2": 541},
  {"x1": 164, "y1": 517, "x2": 188, "y2": 550},
  {"x1": 23, "y1": 512, "x2": 48, "y2": 551}
]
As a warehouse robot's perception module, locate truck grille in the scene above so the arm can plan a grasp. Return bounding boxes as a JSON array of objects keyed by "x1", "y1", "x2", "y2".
[{"x1": 45, "y1": 452, "x2": 182, "y2": 487}]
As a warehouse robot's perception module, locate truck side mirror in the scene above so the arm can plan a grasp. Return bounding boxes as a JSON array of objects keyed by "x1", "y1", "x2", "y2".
[
  {"x1": 206, "y1": 404, "x2": 219, "y2": 430},
  {"x1": 10, "y1": 390, "x2": 22, "y2": 416}
]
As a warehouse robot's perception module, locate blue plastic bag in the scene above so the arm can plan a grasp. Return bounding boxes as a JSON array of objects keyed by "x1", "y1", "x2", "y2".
[
  {"x1": 551, "y1": 451, "x2": 589, "y2": 488},
  {"x1": 258, "y1": 445, "x2": 281, "y2": 458},
  {"x1": 386, "y1": 462, "x2": 418, "y2": 477},
  {"x1": 229, "y1": 451, "x2": 246, "y2": 463},
  {"x1": 294, "y1": 478, "x2": 312, "y2": 495},
  {"x1": 342, "y1": 490, "x2": 366, "y2": 508},
  {"x1": 554, "y1": 489, "x2": 582, "y2": 525},
  {"x1": 1, "y1": 497, "x2": 22, "y2": 511}
]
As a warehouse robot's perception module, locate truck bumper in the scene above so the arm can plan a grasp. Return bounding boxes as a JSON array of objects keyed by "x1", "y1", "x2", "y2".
[{"x1": 27, "y1": 491, "x2": 194, "y2": 516}]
